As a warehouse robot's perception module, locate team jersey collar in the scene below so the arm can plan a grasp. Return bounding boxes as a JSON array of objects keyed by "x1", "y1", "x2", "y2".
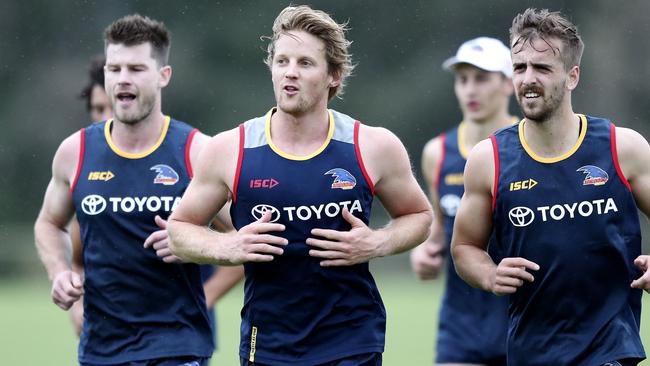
[
  {"x1": 265, "y1": 107, "x2": 335, "y2": 161},
  {"x1": 104, "y1": 116, "x2": 171, "y2": 159},
  {"x1": 518, "y1": 114, "x2": 587, "y2": 163}
]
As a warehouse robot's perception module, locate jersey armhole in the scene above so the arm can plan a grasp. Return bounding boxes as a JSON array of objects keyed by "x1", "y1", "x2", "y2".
[
  {"x1": 185, "y1": 128, "x2": 199, "y2": 179},
  {"x1": 610, "y1": 123, "x2": 632, "y2": 191},
  {"x1": 489, "y1": 134, "x2": 500, "y2": 211},
  {"x1": 232, "y1": 124, "x2": 245, "y2": 203},
  {"x1": 70, "y1": 128, "x2": 85, "y2": 194},
  {"x1": 354, "y1": 120, "x2": 375, "y2": 196},
  {"x1": 434, "y1": 133, "x2": 446, "y2": 191}
]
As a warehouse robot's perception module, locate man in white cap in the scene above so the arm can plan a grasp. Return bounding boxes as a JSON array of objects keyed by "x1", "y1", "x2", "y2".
[{"x1": 410, "y1": 37, "x2": 515, "y2": 366}]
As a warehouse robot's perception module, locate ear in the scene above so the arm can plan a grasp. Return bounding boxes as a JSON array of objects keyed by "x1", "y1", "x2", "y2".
[
  {"x1": 159, "y1": 65, "x2": 172, "y2": 88},
  {"x1": 329, "y1": 69, "x2": 341, "y2": 88},
  {"x1": 566, "y1": 65, "x2": 579, "y2": 91}
]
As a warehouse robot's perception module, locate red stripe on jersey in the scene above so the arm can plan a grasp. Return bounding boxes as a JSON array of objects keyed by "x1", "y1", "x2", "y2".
[
  {"x1": 354, "y1": 121, "x2": 375, "y2": 196},
  {"x1": 610, "y1": 123, "x2": 632, "y2": 191},
  {"x1": 232, "y1": 124, "x2": 245, "y2": 203},
  {"x1": 489, "y1": 134, "x2": 499, "y2": 211},
  {"x1": 70, "y1": 128, "x2": 85, "y2": 194},
  {"x1": 185, "y1": 128, "x2": 198, "y2": 179}
]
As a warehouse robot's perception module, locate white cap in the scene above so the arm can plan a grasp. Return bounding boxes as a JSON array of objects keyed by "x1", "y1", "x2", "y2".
[{"x1": 442, "y1": 37, "x2": 512, "y2": 77}]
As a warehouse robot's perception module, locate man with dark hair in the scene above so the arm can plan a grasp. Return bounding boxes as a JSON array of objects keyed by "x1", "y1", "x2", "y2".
[
  {"x1": 80, "y1": 55, "x2": 112, "y2": 122},
  {"x1": 451, "y1": 8, "x2": 650, "y2": 366},
  {"x1": 167, "y1": 5, "x2": 432, "y2": 366},
  {"x1": 34, "y1": 14, "x2": 239, "y2": 365}
]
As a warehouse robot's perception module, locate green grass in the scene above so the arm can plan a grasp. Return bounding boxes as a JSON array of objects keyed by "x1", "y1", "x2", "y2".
[{"x1": 1, "y1": 273, "x2": 649, "y2": 365}]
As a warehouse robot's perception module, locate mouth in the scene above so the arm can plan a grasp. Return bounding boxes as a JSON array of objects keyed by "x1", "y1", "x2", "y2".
[
  {"x1": 116, "y1": 92, "x2": 137, "y2": 103},
  {"x1": 283, "y1": 85, "x2": 299, "y2": 95},
  {"x1": 521, "y1": 87, "x2": 543, "y2": 100},
  {"x1": 467, "y1": 101, "x2": 480, "y2": 111}
]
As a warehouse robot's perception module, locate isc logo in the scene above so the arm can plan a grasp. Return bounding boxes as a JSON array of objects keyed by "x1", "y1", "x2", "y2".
[
  {"x1": 509, "y1": 178, "x2": 537, "y2": 191},
  {"x1": 88, "y1": 171, "x2": 115, "y2": 181},
  {"x1": 250, "y1": 178, "x2": 279, "y2": 189}
]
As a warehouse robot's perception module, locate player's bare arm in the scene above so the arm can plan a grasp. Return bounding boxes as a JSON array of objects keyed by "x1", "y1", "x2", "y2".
[
  {"x1": 203, "y1": 265, "x2": 245, "y2": 308},
  {"x1": 616, "y1": 127, "x2": 650, "y2": 292},
  {"x1": 34, "y1": 132, "x2": 84, "y2": 310},
  {"x1": 411, "y1": 136, "x2": 446, "y2": 280},
  {"x1": 307, "y1": 125, "x2": 432, "y2": 267},
  {"x1": 451, "y1": 139, "x2": 539, "y2": 295},
  {"x1": 168, "y1": 128, "x2": 288, "y2": 265}
]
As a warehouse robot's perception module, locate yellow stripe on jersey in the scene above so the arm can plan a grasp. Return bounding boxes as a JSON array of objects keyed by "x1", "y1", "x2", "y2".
[
  {"x1": 519, "y1": 114, "x2": 587, "y2": 164},
  {"x1": 265, "y1": 108, "x2": 335, "y2": 161},
  {"x1": 104, "y1": 116, "x2": 171, "y2": 159}
]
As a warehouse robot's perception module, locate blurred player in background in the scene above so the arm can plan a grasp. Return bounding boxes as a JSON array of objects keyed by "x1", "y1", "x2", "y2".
[{"x1": 410, "y1": 37, "x2": 515, "y2": 366}]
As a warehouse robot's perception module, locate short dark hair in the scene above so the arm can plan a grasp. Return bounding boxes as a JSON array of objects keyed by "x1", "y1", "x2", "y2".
[
  {"x1": 79, "y1": 55, "x2": 105, "y2": 111},
  {"x1": 510, "y1": 8, "x2": 584, "y2": 70},
  {"x1": 104, "y1": 14, "x2": 171, "y2": 66}
]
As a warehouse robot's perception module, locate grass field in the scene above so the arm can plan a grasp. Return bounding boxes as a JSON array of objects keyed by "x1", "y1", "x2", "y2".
[{"x1": 1, "y1": 269, "x2": 649, "y2": 365}]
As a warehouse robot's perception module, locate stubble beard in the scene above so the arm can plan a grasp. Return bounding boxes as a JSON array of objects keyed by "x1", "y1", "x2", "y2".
[
  {"x1": 114, "y1": 93, "x2": 156, "y2": 125},
  {"x1": 518, "y1": 85, "x2": 564, "y2": 123}
]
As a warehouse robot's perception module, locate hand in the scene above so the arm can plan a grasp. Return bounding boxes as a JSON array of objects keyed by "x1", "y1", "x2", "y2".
[
  {"x1": 410, "y1": 241, "x2": 445, "y2": 280},
  {"x1": 489, "y1": 257, "x2": 539, "y2": 296},
  {"x1": 51, "y1": 270, "x2": 83, "y2": 310},
  {"x1": 306, "y1": 208, "x2": 381, "y2": 267},
  {"x1": 144, "y1": 215, "x2": 183, "y2": 263},
  {"x1": 228, "y1": 210, "x2": 288, "y2": 264},
  {"x1": 631, "y1": 255, "x2": 650, "y2": 293}
]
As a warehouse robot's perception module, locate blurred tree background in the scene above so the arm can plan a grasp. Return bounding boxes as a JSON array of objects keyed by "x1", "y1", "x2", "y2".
[{"x1": 1, "y1": 0, "x2": 649, "y2": 287}]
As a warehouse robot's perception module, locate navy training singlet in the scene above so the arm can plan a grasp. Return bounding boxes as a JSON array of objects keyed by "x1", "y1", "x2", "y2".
[
  {"x1": 230, "y1": 108, "x2": 385, "y2": 365},
  {"x1": 491, "y1": 115, "x2": 645, "y2": 366},
  {"x1": 72, "y1": 117, "x2": 214, "y2": 364},
  {"x1": 435, "y1": 123, "x2": 508, "y2": 364}
]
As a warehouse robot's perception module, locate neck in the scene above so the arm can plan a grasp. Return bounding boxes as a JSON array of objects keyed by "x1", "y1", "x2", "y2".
[
  {"x1": 269, "y1": 107, "x2": 331, "y2": 156},
  {"x1": 523, "y1": 100, "x2": 579, "y2": 158},
  {"x1": 463, "y1": 108, "x2": 514, "y2": 148},
  {"x1": 111, "y1": 109, "x2": 166, "y2": 154}
]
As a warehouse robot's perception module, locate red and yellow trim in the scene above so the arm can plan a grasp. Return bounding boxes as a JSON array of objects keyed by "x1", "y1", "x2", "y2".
[
  {"x1": 104, "y1": 116, "x2": 170, "y2": 159},
  {"x1": 489, "y1": 134, "x2": 500, "y2": 211}
]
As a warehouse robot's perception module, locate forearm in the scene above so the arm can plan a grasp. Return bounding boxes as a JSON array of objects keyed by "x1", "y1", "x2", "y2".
[
  {"x1": 34, "y1": 219, "x2": 72, "y2": 281},
  {"x1": 376, "y1": 210, "x2": 433, "y2": 257},
  {"x1": 450, "y1": 242, "x2": 495, "y2": 291},
  {"x1": 168, "y1": 219, "x2": 237, "y2": 265},
  {"x1": 203, "y1": 265, "x2": 244, "y2": 308}
]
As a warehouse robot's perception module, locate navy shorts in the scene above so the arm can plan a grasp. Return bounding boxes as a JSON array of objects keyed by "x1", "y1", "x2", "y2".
[
  {"x1": 81, "y1": 356, "x2": 210, "y2": 366},
  {"x1": 240, "y1": 352, "x2": 382, "y2": 366}
]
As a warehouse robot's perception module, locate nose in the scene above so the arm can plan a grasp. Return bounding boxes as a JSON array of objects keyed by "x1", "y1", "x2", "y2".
[
  {"x1": 117, "y1": 68, "x2": 132, "y2": 85},
  {"x1": 284, "y1": 60, "x2": 298, "y2": 79},
  {"x1": 522, "y1": 66, "x2": 537, "y2": 85}
]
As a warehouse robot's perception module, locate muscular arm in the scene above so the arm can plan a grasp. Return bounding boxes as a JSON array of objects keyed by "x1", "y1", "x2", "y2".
[
  {"x1": 34, "y1": 132, "x2": 84, "y2": 310},
  {"x1": 616, "y1": 127, "x2": 650, "y2": 292},
  {"x1": 410, "y1": 137, "x2": 446, "y2": 280},
  {"x1": 203, "y1": 265, "x2": 245, "y2": 308},
  {"x1": 168, "y1": 129, "x2": 288, "y2": 265},
  {"x1": 451, "y1": 139, "x2": 538, "y2": 295}
]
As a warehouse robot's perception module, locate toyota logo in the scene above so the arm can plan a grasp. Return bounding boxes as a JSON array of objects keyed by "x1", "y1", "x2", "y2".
[
  {"x1": 508, "y1": 206, "x2": 534, "y2": 227},
  {"x1": 81, "y1": 195, "x2": 107, "y2": 216},
  {"x1": 251, "y1": 204, "x2": 281, "y2": 223}
]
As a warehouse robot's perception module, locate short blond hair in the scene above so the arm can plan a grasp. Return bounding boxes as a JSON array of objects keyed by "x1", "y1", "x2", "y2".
[{"x1": 264, "y1": 5, "x2": 355, "y2": 100}]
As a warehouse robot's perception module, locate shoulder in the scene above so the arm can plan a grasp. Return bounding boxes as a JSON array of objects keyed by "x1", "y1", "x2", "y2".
[
  {"x1": 614, "y1": 126, "x2": 650, "y2": 179},
  {"x1": 192, "y1": 127, "x2": 241, "y2": 186},
  {"x1": 464, "y1": 138, "x2": 495, "y2": 193},
  {"x1": 53, "y1": 130, "x2": 83, "y2": 182},
  {"x1": 421, "y1": 135, "x2": 444, "y2": 181},
  {"x1": 357, "y1": 124, "x2": 411, "y2": 184}
]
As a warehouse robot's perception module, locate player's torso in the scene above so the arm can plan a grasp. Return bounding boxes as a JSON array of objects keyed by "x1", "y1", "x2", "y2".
[
  {"x1": 492, "y1": 115, "x2": 644, "y2": 365},
  {"x1": 72, "y1": 118, "x2": 213, "y2": 363},
  {"x1": 231, "y1": 108, "x2": 385, "y2": 365}
]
